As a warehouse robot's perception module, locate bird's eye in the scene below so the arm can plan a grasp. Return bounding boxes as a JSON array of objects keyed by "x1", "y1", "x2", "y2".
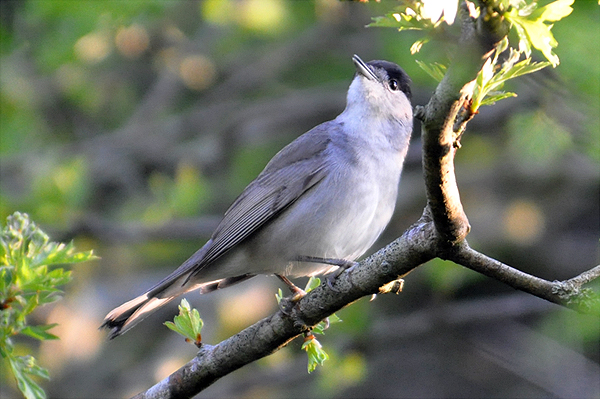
[{"x1": 389, "y1": 79, "x2": 399, "y2": 91}]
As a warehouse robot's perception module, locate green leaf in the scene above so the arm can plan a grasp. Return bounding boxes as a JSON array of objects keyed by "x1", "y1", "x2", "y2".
[
  {"x1": 34, "y1": 242, "x2": 97, "y2": 268},
  {"x1": 531, "y1": 0, "x2": 575, "y2": 22},
  {"x1": 327, "y1": 313, "x2": 342, "y2": 325},
  {"x1": 369, "y1": 8, "x2": 426, "y2": 31},
  {"x1": 304, "y1": 276, "x2": 320, "y2": 293},
  {"x1": 415, "y1": 60, "x2": 447, "y2": 82},
  {"x1": 21, "y1": 324, "x2": 59, "y2": 341},
  {"x1": 8, "y1": 355, "x2": 49, "y2": 399},
  {"x1": 505, "y1": 0, "x2": 574, "y2": 67},
  {"x1": 275, "y1": 288, "x2": 284, "y2": 304},
  {"x1": 519, "y1": 18, "x2": 558, "y2": 65},
  {"x1": 164, "y1": 298, "x2": 203, "y2": 345},
  {"x1": 311, "y1": 313, "x2": 342, "y2": 336},
  {"x1": 301, "y1": 334, "x2": 329, "y2": 373},
  {"x1": 471, "y1": 42, "x2": 551, "y2": 111},
  {"x1": 479, "y1": 91, "x2": 517, "y2": 107},
  {"x1": 369, "y1": 4, "x2": 442, "y2": 54},
  {"x1": 410, "y1": 37, "x2": 430, "y2": 54}
]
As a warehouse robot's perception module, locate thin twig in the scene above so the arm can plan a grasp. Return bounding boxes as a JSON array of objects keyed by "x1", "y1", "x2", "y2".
[{"x1": 449, "y1": 243, "x2": 600, "y2": 315}]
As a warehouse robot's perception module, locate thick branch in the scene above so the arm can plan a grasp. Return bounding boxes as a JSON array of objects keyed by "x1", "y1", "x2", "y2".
[{"x1": 419, "y1": 3, "x2": 507, "y2": 243}]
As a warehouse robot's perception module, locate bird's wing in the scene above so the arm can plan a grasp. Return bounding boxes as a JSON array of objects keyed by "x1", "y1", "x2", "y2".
[{"x1": 180, "y1": 123, "x2": 337, "y2": 282}]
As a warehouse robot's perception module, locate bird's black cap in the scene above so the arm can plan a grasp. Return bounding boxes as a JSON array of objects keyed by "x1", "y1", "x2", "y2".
[{"x1": 368, "y1": 60, "x2": 412, "y2": 100}]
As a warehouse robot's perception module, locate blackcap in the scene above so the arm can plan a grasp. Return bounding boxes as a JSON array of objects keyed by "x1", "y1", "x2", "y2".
[{"x1": 102, "y1": 55, "x2": 413, "y2": 338}]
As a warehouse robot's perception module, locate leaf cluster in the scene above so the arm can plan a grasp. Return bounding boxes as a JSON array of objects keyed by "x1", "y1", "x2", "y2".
[
  {"x1": 282, "y1": 277, "x2": 342, "y2": 373},
  {"x1": 0, "y1": 212, "x2": 97, "y2": 399},
  {"x1": 164, "y1": 298, "x2": 204, "y2": 347},
  {"x1": 369, "y1": 0, "x2": 458, "y2": 53},
  {"x1": 471, "y1": 37, "x2": 550, "y2": 110},
  {"x1": 370, "y1": 0, "x2": 574, "y2": 110},
  {"x1": 504, "y1": 0, "x2": 574, "y2": 67}
]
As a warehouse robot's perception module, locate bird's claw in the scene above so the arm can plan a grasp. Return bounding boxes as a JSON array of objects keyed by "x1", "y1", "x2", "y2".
[{"x1": 326, "y1": 260, "x2": 358, "y2": 291}]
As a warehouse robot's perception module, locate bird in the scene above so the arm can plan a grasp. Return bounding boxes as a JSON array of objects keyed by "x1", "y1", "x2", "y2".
[{"x1": 101, "y1": 54, "x2": 413, "y2": 339}]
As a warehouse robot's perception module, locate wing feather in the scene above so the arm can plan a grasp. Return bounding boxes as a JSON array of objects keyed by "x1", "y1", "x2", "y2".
[{"x1": 179, "y1": 123, "x2": 337, "y2": 282}]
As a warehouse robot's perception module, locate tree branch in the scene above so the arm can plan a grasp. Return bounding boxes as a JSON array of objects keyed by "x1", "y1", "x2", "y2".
[
  {"x1": 418, "y1": 5, "x2": 490, "y2": 243},
  {"x1": 447, "y1": 242, "x2": 600, "y2": 314}
]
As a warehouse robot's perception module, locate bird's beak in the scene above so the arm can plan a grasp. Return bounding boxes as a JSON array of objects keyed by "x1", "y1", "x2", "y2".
[{"x1": 352, "y1": 54, "x2": 378, "y2": 82}]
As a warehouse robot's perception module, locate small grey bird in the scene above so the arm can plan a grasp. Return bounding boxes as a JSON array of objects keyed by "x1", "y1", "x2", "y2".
[{"x1": 102, "y1": 55, "x2": 413, "y2": 338}]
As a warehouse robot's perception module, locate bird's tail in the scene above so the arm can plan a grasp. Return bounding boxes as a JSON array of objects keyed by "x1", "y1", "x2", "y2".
[
  {"x1": 101, "y1": 291, "x2": 177, "y2": 339},
  {"x1": 101, "y1": 273, "x2": 255, "y2": 339}
]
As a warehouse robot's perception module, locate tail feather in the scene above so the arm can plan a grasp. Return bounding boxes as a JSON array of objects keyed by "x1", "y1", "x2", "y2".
[
  {"x1": 198, "y1": 273, "x2": 256, "y2": 294},
  {"x1": 101, "y1": 274, "x2": 256, "y2": 338},
  {"x1": 101, "y1": 294, "x2": 175, "y2": 339}
]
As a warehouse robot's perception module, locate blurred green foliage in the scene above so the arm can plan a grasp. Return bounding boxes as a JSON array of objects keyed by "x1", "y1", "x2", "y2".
[
  {"x1": 508, "y1": 109, "x2": 573, "y2": 165},
  {"x1": 144, "y1": 163, "x2": 211, "y2": 222},
  {"x1": 420, "y1": 258, "x2": 485, "y2": 295},
  {"x1": 0, "y1": 0, "x2": 328, "y2": 228},
  {"x1": 19, "y1": 1, "x2": 169, "y2": 71}
]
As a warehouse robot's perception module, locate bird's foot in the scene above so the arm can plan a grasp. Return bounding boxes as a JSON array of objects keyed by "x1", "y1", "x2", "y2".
[
  {"x1": 325, "y1": 260, "x2": 358, "y2": 291},
  {"x1": 276, "y1": 274, "x2": 307, "y2": 315},
  {"x1": 296, "y1": 255, "x2": 358, "y2": 292}
]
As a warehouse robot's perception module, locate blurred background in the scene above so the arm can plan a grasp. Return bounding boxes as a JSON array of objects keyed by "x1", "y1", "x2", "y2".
[{"x1": 0, "y1": 0, "x2": 598, "y2": 398}]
